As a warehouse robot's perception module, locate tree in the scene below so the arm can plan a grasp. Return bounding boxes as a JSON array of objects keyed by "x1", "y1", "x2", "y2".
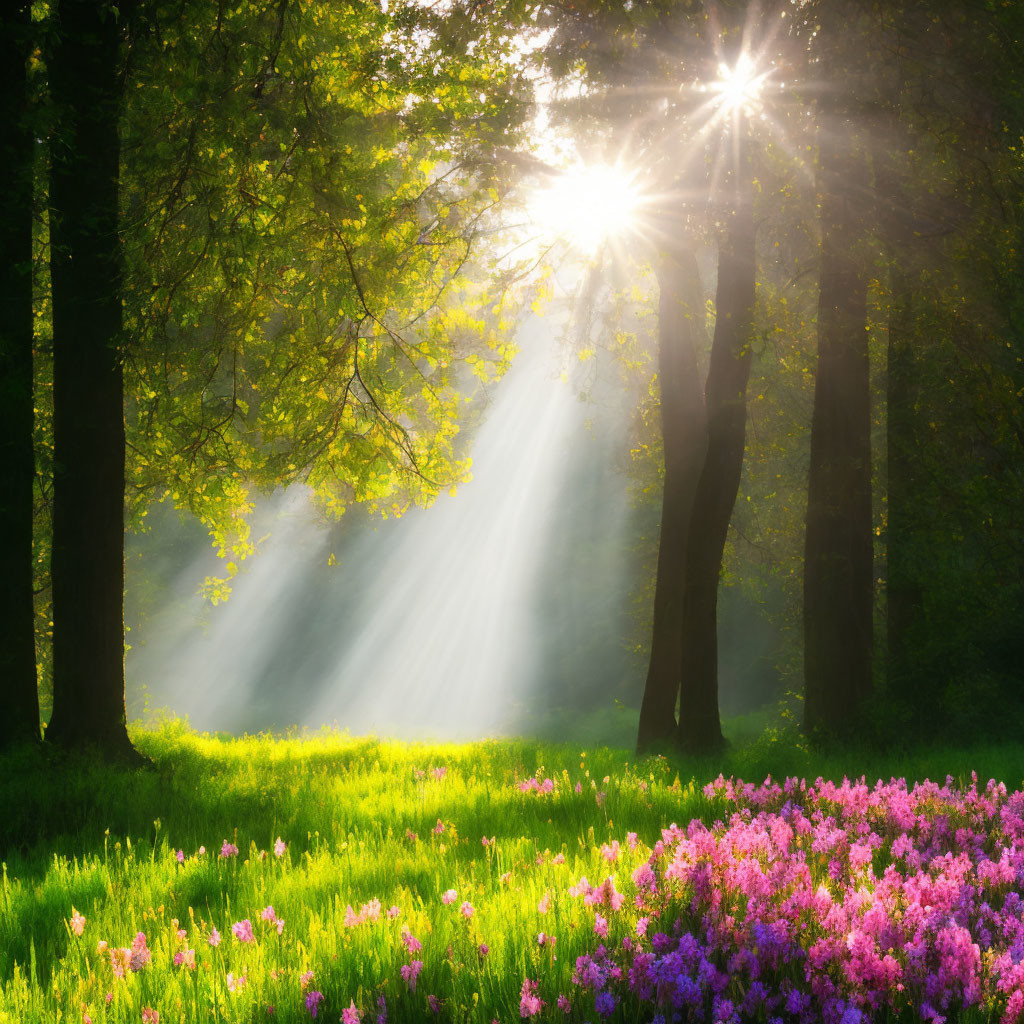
[
  {"x1": 44, "y1": 0, "x2": 136, "y2": 756},
  {"x1": 677, "y1": 143, "x2": 755, "y2": 754},
  {"x1": 35, "y1": 0, "x2": 531, "y2": 751},
  {"x1": 0, "y1": 2, "x2": 41, "y2": 750},
  {"x1": 802, "y1": 87, "x2": 874, "y2": 737},
  {"x1": 636, "y1": 245, "x2": 707, "y2": 749}
]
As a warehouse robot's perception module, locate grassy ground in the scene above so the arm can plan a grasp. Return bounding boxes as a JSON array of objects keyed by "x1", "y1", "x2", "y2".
[{"x1": 2, "y1": 719, "x2": 1023, "y2": 1023}]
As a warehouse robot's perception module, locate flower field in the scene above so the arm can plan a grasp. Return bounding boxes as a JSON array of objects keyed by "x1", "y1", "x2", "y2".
[{"x1": 2, "y1": 724, "x2": 1024, "y2": 1023}]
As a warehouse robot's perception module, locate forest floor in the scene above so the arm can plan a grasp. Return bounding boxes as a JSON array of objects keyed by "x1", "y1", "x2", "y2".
[{"x1": 2, "y1": 720, "x2": 1024, "y2": 1023}]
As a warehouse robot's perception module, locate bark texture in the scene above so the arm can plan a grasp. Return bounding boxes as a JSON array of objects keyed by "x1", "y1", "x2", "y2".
[
  {"x1": 636, "y1": 249, "x2": 707, "y2": 751},
  {"x1": 46, "y1": 0, "x2": 134, "y2": 755},
  {"x1": 0, "y1": 2, "x2": 41, "y2": 749}
]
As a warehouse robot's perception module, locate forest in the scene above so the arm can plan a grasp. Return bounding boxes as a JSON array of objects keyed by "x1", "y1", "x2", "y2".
[{"x1": 1, "y1": 0, "x2": 1023, "y2": 1022}]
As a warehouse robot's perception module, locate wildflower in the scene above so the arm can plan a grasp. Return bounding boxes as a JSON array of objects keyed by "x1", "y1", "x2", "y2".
[
  {"x1": 261, "y1": 906, "x2": 277, "y2": 922},
  {"x1": 110, "y1": 947, "x2": 132, "y2": 978},
  {"x1": 428, "y1": 995, "x2": 441, "y2": 1013},
  {"x1": 226, "y1": 972, "x2": 247, "y2": 993},
  {"x1": 274, "y1": 837, "x2": 286, "y2": 857},
  {"x1": 594, "y1": 913, "x2": 609, "y2": 937},
  {"x1": 538, "y1": 893, "x2": 550, "y2": 914},
  {"x1": 557, "y1": 994, "x2": 571, "y2": 1013},
  {"x1": 175, "y1": 849, "x2": 185, "y2": 864},
  {"x1": 595, "y1": 991, "x2": 617, "y2": 1017},
  {"x1": 343, "y1": 905, "x2": 361, "y2": 928},
  {"x1": 600, "y1": 840, "x2": 620, "y2": 862},
  {"x1": 432, "y1": 767, "x2": 447, "y2": 780},
  {"x1": 176, "y1": 928, "x2": 187, "y2": 941},
  {"x1": 400, "y1": 960, "x2": 423, "y2": 992},
  {"x1": 208, "y1": 927, "x2": 221, "y2": 947},
  {"x1": 305, "y1": 991, "x2": 324, "y2": 1018},
  {"x1": 459, "y1": 901, "x2": 475, "y2": 919},
  {"x1": 405, "y1": 829, "x2": 418, "y2": 842},
  {"x1": 341, "y1": 1001, "x2": 360, "y2": 1024},
  {"x1": 481, "y1": 836, "x2": 493, "y2": 847},
  {"x1": 69, "y1": 908, "x2": 86, "y2": 936},
  {"x1": 553, "y1": 852, "x2": 566, "y2": 865},
  {"x1": 519, "y1": 978, "x2": 544, "y2": 1018},
  {"x1": 433, "y1": 820, "x2": 445, "y2": 835},
  {"x1": 197, "y1": 846, "x2": 206, "y2": 856},
  {"x1": 130, "y1": 932, "x2": 151, "y2": 971},
  {"x1": 376, "y1": 994, "x2": 387, "y2": 1024},
  {"x1": 574, "y1": 782, "x2": 582, "y2": 794},
  {"x1": 96, "y1": 940, "x2": 107, "y2": 953},
  {"x1": 267, "y1": 1007, "x2": 274, "y2": 1016},
  {"x1": 441, "y1": 889, "x2": 457, "y2": 905},
  {"x1": 595, "y1": 791, "x2": 606, "y2": 807},
  {"x1": 83, "y1": 1013, "x2": 92, "y2": 1024},
  {"x1": 478, "y1": 943, "x2": 489, "y2": 957},
  {"x1": 626, "y1": 832, "x2": 638, "y2": 849},
  {"x1": 362, "y1": 898, "x2": 382, "y2": 922},
  {"x1": 401, "y1": 929, "x2": 422, "y2": 954},
  {"x1": 220, "y1": 840, "x2": 238, "y2": 859},
  {"x1": 300, "y1": 971, "x2": 315, "y2": 990},
  {"x1": 231, "y1": 919, "x2": 254, "y2": 943},
  {"x1": 499, "y1": 872, "x2": 512, "y2": 885},
  {"x1": 173, "y1": 949, "x2": 196, "y2": 970},
  {"x1": 537, "y1": 932, "x2": 556, "y2": 947},
  {"x1": 387, "y1": 906, "x2": 400, "y2": 918},
  {"x1": 142, "y1": 1009, "x2": 159, "y2": 1024}
]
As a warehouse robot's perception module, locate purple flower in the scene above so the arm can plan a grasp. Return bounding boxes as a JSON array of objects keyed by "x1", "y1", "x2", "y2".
[{"x1": 305, "y1": 991, "x2": 324, "y2": 1018}]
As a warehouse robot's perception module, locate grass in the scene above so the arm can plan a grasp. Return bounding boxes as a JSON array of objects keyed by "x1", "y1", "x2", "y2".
[{"x1": 2, "y1": 718, "x2": 1024, "y2": 1023}]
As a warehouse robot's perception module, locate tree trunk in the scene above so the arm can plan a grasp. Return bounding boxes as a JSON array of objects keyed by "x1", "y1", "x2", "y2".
[
  {"x1": 676, "y1": 175, "x2": 755, "y2": 756},
  {"x1": 45, "y1": 0, "x2": 135, "y2": 757},
  {"x1": 803, "y1": 120, "x2": 874, "y2": 737},
  {"x1": 636, "y1": 248, "x2": 707, "y2": 751},
  {"x1": 0, "y1": 2, "x2": 41, "y2": 750},
  {"x1": 885, "y1": 268, "x2": 924, "y2": 698}
]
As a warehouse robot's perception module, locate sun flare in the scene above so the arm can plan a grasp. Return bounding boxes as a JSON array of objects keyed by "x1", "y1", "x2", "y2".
[
  {"x1": 709, "y1": 53, "x2": 771, "y2": 114},
  {"x1": 528, "y1": 162, "x2": 642, "y2": 255}
]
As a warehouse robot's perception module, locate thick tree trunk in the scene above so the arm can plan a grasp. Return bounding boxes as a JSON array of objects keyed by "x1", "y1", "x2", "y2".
[
  {"x1": 636, "y1": 248, "x2": 707, "y2": 751},
  {"x1": 45, "y1": 0, "x2": 135, "y2": 756},
  {"x1": 803, "y1": 121, "x2": 874, "y2": 737},
  {"x1": 676, "y1": 178, "x2": 755, "y2": 756},
  {"x1": 0, "y1": 3, "x2": 41, "y2": 750}
]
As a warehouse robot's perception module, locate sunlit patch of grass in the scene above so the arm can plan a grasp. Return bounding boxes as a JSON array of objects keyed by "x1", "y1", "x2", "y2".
[{"x1": 1, "y1": 719, "x2": 1023, "y2": 1022}]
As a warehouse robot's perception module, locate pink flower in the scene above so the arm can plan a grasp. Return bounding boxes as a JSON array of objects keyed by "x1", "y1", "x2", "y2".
[
  {"x1": 275, "y1": 918, "x2": 285, "y2": 935},
  {"x1": 130, "y1": 932, "x2": 151, "y2": 971},
  {"x1": 197, "y1": 846, "x2": 206, "y2": 856},
  {"x1": 220, "y1": 840, "x2": 238, "y2": 859},
  {"x1": 142, "y1": 1009, "x2": 159, "y2": 1024},
  {"x1": 226, "y1": 972, "x2": 247, "y2": 993},
  {"x1": 261, "y1": 906, "x2": 276, "y2": 922},
  {"x1": 441, "y1": 889, "x2": 457, "y2": 905},
  {"x1": 478, "y1": 943, "x2": 489, "y2": 957},
  {"x1": 343, "y1": 905, "x2": 361, "y2": 928},
  {"x1": 341, "y1": 1001, "x2": 360, "y2": 1024},
  {"x1": 69, "y1": 908, "x2": 86, "y2": 936},
  {"x1": 557, "y1": 994, "x2": 571, "y2": 1013},
  {"x1": 273, "y1": 837, "x2": 286, "y2": 857},
  {"x1": 175, "y1": 849, "x2": 185, "y2": 864},
  {"x1": 431, "y1": 767, "x2": 447, "y2": 780},
  {"x1": 300, "y1": 971, "x2": 315, "y2": 990},
  {"x1": 208, "y1": 928, "x2": 221, "y2": 947},
  {"x1": 400, "y1": 960, "x2": 423, "y2": 992},
  {"x1": 231, "y1": 919, "x2": 254, "y2": 943},
  {"x1": 427, "y1": 995, "x2": 441, "y2": 1013},
  {"x1": 626, "y1": 832, "x2": 638, "y2": 849},
  {"x1": 433, "y1": 820, "x2": 445, "y2": 835},
  {"x1": 361, "y1": 898, "x2": 381, "y2": 923},
  {"x1": 405, "y1": 830, "x2": 418, "y2": 842},
  {"x1": 387, "y1": 906, "x2": 400, "y2": 918},
  {"x1": 173, "y1": 949, "x2": 196, "y2": 970},
  {"x1": 401, "y1": 929, "x2": 422, "y2": 954},
  {"x1": 593, "y1": 913, "x2": 609, "y2": 937},
  {"x1": 552, "y1": 853, "x2": 565, "y2": 865},
  {"x1": 305, "y1": 991, "x2": 324, "y2": 1018},
  {"x1": 538, "y1": 893, "x2": 551, "y2": 914},
  {"x1": 459, "y1": 901, "x2": 474, "y2": 919},
  {"x1": 176, "y1": 928, "x2": 187, "y2": 941},
  {"x1": 481, "y1": 836, "x2": 492, "y2": 847},
  {"x1": 574, "y1": 782, "x2": 582, "y2": 794},
  {"x1": 519, "y1": 978, "x2": 544, "y2": 1018},
  {"x1": 537, "y1": 932, "x2": 556, "y2": 947}
]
